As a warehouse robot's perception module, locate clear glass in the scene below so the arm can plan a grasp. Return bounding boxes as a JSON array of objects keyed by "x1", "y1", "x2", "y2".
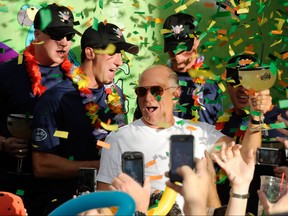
[
  {"x1": 238, "y1": 67, "x2": 276, "y2": 130},
  {"x1": 7, "y1": 114, "x2": 33, "y2": 175},
  {"x1": 257, "y1": 175, "x2": 287, "y2": 216}
]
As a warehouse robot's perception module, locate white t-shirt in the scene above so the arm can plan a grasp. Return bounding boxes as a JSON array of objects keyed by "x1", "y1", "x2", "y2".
[{"x1": 97, "y1": 117, "x2": 225, "y2": 210}]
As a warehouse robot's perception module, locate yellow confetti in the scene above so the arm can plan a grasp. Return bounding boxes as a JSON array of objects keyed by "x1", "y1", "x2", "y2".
[
  {"x1": 270, "y1": 39, "x2": 282, "y2": 48},
  {"x1": 100, "y1": 121, "x2": 119, "y2": 131},
  {"x1": 186, "y1": 0, "x2": 199, "y2": 7},
  {"x1": 175, "y1": 4, "x2": 187, "y2": 13},
  {"x1": 188, "y1": 68, "x2": 215, "y2": 79},
  {"x1": 17, "y1": 54, "x2": 23, "y2": 65},
  {"x1": 96, "y1": 140, "x2": 111, "y2": 149},
  {"x1": 228, "y1": 45, "x2": 235, "y2": 56},
  {"x1": 94, "y1": 43, "x2": 116, "y2": 55},
  {"x1": 237, "y1": 8, "x2": 249, "y2": 14},
  {"x1": 218, "y1": 82, "x2": 226, "y2": 93},
  {"x1": 160, "y1": 29, "x2": 171, "y2": 35},
  {"x1": 275, "y1": 18, "x2": 285, "y2": 31},
  {"x1": 53, "y1": 130, "x2": 69, "y2": 139},
  {"x1": 207, "y1": 20, "x2": 216, "y2": 31},
  {"x1": 233, "y1": 38, "x2": 243, "y2": 46}
]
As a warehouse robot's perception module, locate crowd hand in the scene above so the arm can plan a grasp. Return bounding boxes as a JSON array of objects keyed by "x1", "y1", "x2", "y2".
[
  {"x1": 249, "y1": 89, "x2": 272, "y2": 114},
  {"x1": 212, "y1": 143, "x2": 255, "y2": 190},
  {"x1": 165, "y1": 158, "x2": 209, "y2": 215},
  {"x1": 257, "y1": 190, "x2": 288, "y2": 215},
  {"x1": 204, "y1": 150, "x2": 221, "y2": 208},
  {"x1": 276, "y1": 112, "x2": 288, "y2": 137},
  {"x1": 273, "y1": 166, "x2": 288, "y2": 181},
  {"x1": 109, "y1": 172, "x2": 151, "y2": 213},
  {"x1": 3, "y1": 137, "x2": 29, "y2": 158}
]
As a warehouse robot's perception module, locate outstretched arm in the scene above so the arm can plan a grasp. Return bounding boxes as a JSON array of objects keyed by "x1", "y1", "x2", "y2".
[{"x1": 212, "y1": 143, "x2": 255, "y2": 216}]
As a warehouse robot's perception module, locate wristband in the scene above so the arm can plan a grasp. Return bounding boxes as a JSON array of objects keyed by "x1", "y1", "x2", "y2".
[
  {"x1": 250, "y1": 115, "x2": 261, "y2": 125},
  {"x1": 230, "y1": 190, "x2": 249, "y2": 199},
  {"x1": 134, "y1": 211, "x2": 146, "y2": 216}
]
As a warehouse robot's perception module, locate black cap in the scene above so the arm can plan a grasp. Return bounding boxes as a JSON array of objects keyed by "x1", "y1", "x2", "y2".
[
  {"x1": 163, "y1": 13, "x2": 196, "y2": 53},
  {"x1": 81, "y1": 22, "x2": 139, "y2": 55},
  {"x1": 34, "y1": 3, "x2": 77, "y2": 37},
  {"x1": 226, "y1": 54, "x2": 259, "y2": 85}
]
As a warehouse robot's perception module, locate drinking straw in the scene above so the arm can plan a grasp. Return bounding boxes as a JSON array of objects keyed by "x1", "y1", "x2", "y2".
[{"x1": 280, "y1": 172, "x2": 285, "y2": 193}]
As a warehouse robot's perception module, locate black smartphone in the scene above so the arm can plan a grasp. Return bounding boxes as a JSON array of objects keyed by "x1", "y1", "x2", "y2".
[
  {"x1": 256, "y1": 147, "x2": 286, "y2": 166},
  {"x1": 77, "y1": 167, "x2": 97, "y2": 195},
  {"x1": 169, "y1": 134, "x2": 194, "y2": 183},
  {"x1": 213, "y1": 205, "x2": 227, "y2": 216},
  {"x1": 121, "y1": 151, "x2": 144, "y2": 186}
]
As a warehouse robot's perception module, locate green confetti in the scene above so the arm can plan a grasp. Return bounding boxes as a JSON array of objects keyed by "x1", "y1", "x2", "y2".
[
  {"x1": 158, "y1": 2, "x2": 173, "y2": 9},
  {"x1": 179, "y1": 80, "x2": 187, "y2": 87},
  {"x1": 240, "y1": 125, "x2": 248, "y2": 131},
  {"x1": 270, "y1": 122, "x2": 286, "y2": 129},
  {"x1": 92, "y1": 17, "x2": 99, "y2": 31},
  {"x1": 0, "y1": 48, "x2": 5, "y2": 53},
  {"x1": 279, "y1": 99, "x2": 288, "y2": 109},
  {"x1": 0, "y1": 6, "x2": 8, "y2": 12},
  {"x1": 16, "y1": 189, "x2": 24, "y2": 196},
  {"x1": 134, "y1": 12, "x2": 145, "y2": 14},
  {"x1": 39, "y1": 8, "x2": 52, "y2": 31},
  {"x1": 68, "y1": 156, "x2": 74, "y2": 160},
  {"x1": 99, "y1": 0, "x2": 103, "y2": 9}
]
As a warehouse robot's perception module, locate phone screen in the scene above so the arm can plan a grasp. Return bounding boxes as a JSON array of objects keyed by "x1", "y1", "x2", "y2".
[
  {"x1": 256, "y1": 147, "x2": 280, "y2": 166},
  {"x1": 169, "y1": 135, "x2": 194, "y2": 183},
  {"x1": 122, "y1": 152, "x2": 144, "y2": 186},
  {"x1": 77, "y1": 167, "x2": 97, "y2": 195}
]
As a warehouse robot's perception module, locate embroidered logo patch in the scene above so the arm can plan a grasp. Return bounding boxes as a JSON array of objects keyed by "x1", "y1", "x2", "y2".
[{"x1": 32, "y1": 128, "x2": 47, "y2": 141}]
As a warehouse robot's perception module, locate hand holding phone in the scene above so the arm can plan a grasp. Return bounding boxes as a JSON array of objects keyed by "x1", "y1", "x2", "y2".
[
  {"x1": 121, "y1": 151, "x2": 144, "y2": 186},
  {"x1": 169, "y1": 135, "x2": 194, "y2": 183},
  {"x1": 77, "y1": 167, "x2": 97, "y2": 195}
]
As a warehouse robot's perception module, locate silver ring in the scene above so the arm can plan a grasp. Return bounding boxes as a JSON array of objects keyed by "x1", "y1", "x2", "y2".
[{"x1": 19, "y1": 149, "x2": 23, "y2": 153}]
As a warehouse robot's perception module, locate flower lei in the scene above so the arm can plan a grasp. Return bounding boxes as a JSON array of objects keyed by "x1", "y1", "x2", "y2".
[
  {"x1": 23, "y1": 43, "x2": 73, "y2": 96},
  {"x1": 70, "y1": 67, "x2": 124, "y2": 140}
]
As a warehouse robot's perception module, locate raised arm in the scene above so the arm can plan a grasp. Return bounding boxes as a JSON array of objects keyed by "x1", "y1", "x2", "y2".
[
  {"x1": 212, "y1": 143, "x2": 255, "y2": 216},
  {"x1": 241, "y1": 89, "x2": 272, "y2": 163}
]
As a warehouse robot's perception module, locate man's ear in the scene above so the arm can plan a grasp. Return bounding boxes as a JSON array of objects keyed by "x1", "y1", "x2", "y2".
[
  {"x1": 172, "y1": 86, "x2": 181, "y2": 104},
  {"x1": 85, "y1": 47, "x2": 95, "y2": 60}
]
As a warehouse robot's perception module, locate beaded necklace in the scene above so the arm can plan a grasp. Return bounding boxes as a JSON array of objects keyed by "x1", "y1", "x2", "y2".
[
  {"x1": 23, "y1": 43, "x2": 72, "y2": 96},
  {"x1": 70, "y1": 67, "x2": 124, "y2": 140}
]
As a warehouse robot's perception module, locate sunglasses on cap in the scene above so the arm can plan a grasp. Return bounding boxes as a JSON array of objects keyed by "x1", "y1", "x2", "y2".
[
  {"x1": 135, "y1": 85, "x2": 178, "y2": 97},
  {"x1": 44, "y1": 32, "x2": 75, "y2": 41}
]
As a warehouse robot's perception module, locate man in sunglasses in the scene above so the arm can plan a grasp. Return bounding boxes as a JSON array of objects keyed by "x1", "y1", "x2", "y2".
[
  {"x1": 97, "y1": 64, "x2": 272, "y2": 214},
  {"x1": 0, "y1": 3, "x2": 78, "y2": 216},
  {"x1": 134, "y1": 13, "x2": 222, "y2": 125},
  {"x1": 30, "y1": 21, "x2": 139, "y2": 214},
  {"x1": 215, "y1": 53, "x2": 288, "y2": 215}
]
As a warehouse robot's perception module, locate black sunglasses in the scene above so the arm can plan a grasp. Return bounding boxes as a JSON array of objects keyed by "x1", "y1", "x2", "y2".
[
  {"x1": 135, "y1": 86, "x2": 177, "y2": 97},
  {"x1": 46, "y1": 32, "x2": 75, "y2": 41}
]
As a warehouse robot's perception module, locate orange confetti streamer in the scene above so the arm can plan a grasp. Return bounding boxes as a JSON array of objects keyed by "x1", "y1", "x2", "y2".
[
  {"x1": 145, "y1": 160, "x2": 156, "y2": 168},
  {"x1": 282, "y1": 52, "x2": 288, "y2": 60},
  {"x1": 186, "y1": 125, "x2": 197, "y2": 131},
  {"x1": 149, "y1": 175, "x2": 163, "y2": 180},
  {"x1": 271, "y1": 30, "x2": 283, "y2": 35},
  {"x1": 204, "y1": 3, "x2": 214, "y2": 8}
]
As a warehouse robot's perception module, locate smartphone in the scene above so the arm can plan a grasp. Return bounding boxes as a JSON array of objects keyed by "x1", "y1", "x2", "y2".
[
  {"x1": 213, "y1": 205, "x2": 227, "y2": 216},
  {"x1": 256, "y1": 147, "x2": 286, "y2": 166},
  {"x1": 77, "y1": 167, "x2": 97, "y2": 195},
  {"x1": 121, "y1": 151, "x2": 144, "y2": 186},
  {"x1": 169, "y1": 135, "x2": 194, "y2": 183}
]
